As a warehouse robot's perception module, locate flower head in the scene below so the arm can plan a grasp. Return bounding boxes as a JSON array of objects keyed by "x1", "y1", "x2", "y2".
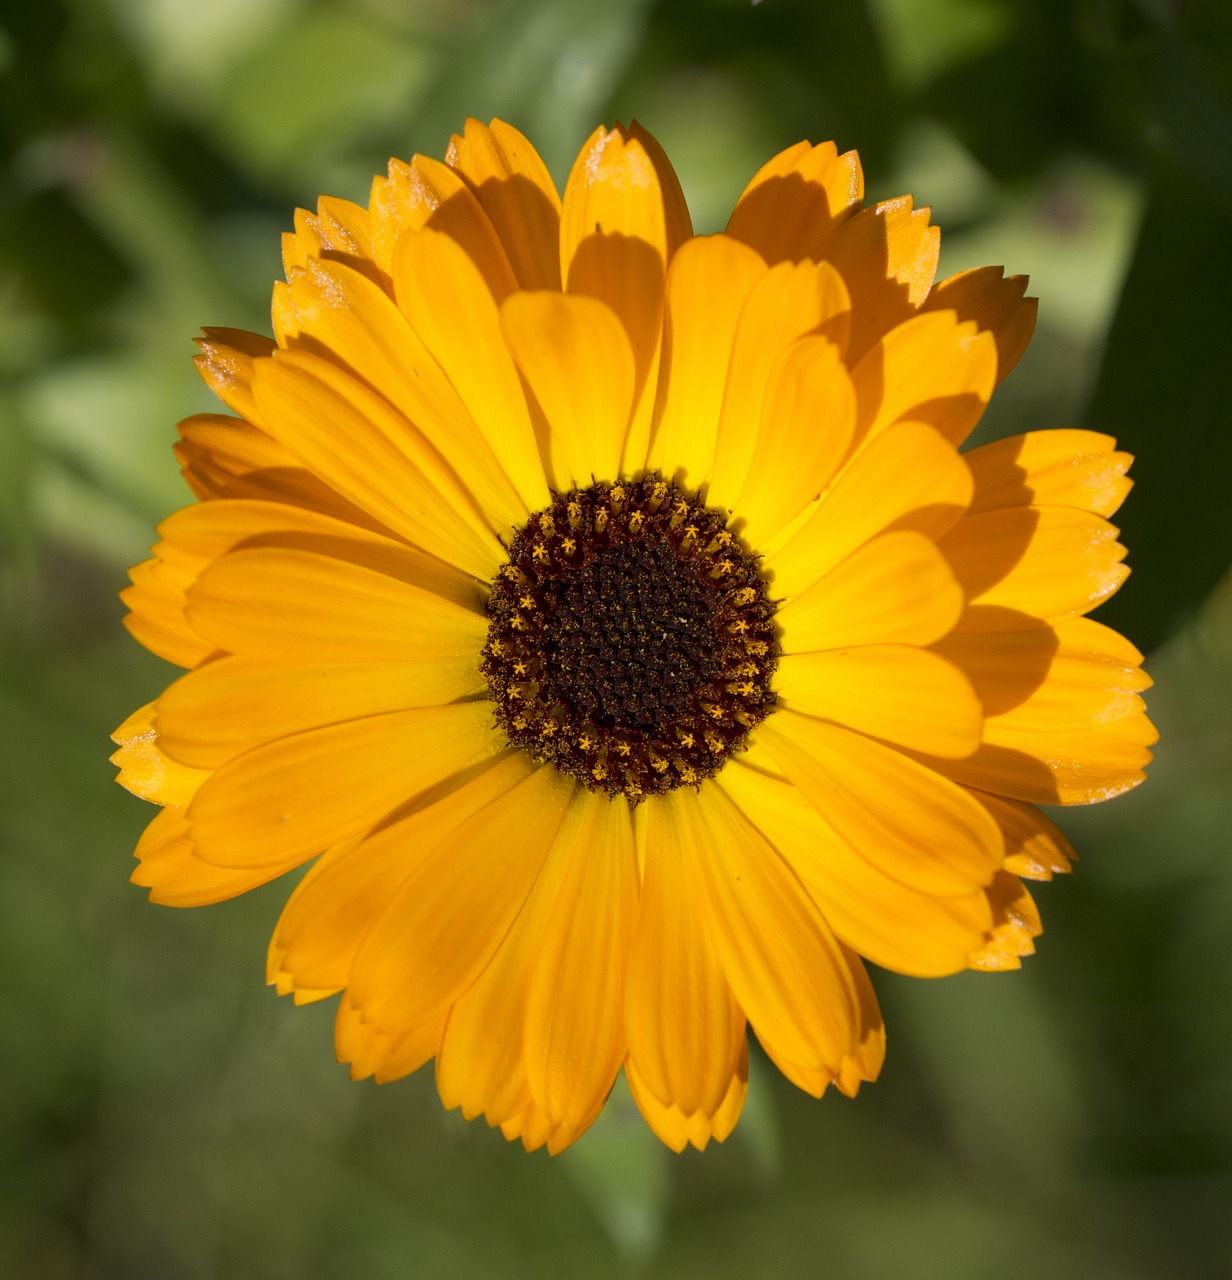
[{"x1": 112, "y1": 119, "x2": 1154, "y2": 1154}]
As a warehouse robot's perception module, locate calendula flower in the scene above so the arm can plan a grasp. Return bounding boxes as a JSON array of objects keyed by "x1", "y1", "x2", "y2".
[{"x1": 112, "y1": 119, "x2": 1154, "y2": 1154}]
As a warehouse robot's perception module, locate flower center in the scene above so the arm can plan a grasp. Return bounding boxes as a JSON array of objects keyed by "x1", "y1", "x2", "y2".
[{"x1": 482, "y1": 475, "x2": 779, "y2": 800}]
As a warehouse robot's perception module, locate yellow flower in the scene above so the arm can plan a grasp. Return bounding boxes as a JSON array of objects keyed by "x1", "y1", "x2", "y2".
[{"x1": 112, "y1": 119, "x2": 1155, "y2": 1154}]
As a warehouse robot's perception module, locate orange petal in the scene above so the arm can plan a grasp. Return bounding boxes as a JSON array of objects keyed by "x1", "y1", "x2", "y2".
[
  {"x1": 560, "y1": 123, "x2": 691, "y2": 473},
  {"x1": 922, "y1": 266, "x2": 1037, "y2": 385},
  {"x1": 437, "y1": 785, "x2": 632, "y2": 1148},
  {"x1": 130, "y1": 807, "x2": 299, "y2": 907},
  {"x1": 445, "y1": 118, "x2": 562, "y2": 291},
  {"x1": 271, "y1": 752, "x2": 536, "y2": 996},
  {"x1": 184, "y1": 546, "x2": 487, "y2": 664},
  {"x1": 282, "y1": 196, "x2": 379, "y2": 288},
  {"x1": 392, "y1": 227, "x2": 550, "y2": 515},
  {"x1": 851, "y1": 310, "x2": 996, "y2": 448},
  {"x1": 193, "y1": 329, "x2": 274, "y2": 423},
  {"x1": 968, "y1": 872, "x2": 1042, "y2": 971},
  {"x1": 499, "y1": 291, "x2": 635, "y2": 488},
  {"x1": 835, "y1": 949, "x2": 885, "y2": 1097},
  {"x1": 150, "y1": 497, "x2": 483, "y2": 613},
  {"x1": 734, "y1": 334, "x2": 856, "y2": 547},
  {"x1": 940, "y1": 507, "x2": 1129, "y2": 621},
  {"x1": 625, "y1": 1046, "x2": 748, "y2": 1153},
  {"x1": 281, "y1": 256, "x2": 528, "y2": 535},
  {"x1": 931, "y1": 710, "x2": 1157, "y2": 805},
  {"x1": 560, "y1": 123, "x2": 691, "y2": 290},
  {"x1": 934, "y1": 615, "x2": 1150, "y2": 732},
  {"x1": 156, "y1": 654, "x2": 485, "y2": 769},
  {"x1": 684, "y1": 784, "x2": 862, "y2": 1088},
  {"x1": 646, "y1": 235, "x2": 766, "y2": 488},
  {"x1": 111, "y1": 702, "x2": 211, "y2": 807},
  {"x1": 174, "y1": 415, "x2": 385, "y2": 528},
  {"x1": 334, "y1": 995, "x2": 444, "y2": 1083},
  {"x1": 777, "y1": 530, "x2": 965, "y2": 652},
  {"x1": 624, "y1": 791, "x2": 746, "y2": 1118},
  {"x1": 822, "y1": 197, "x2": 939, "y2": 362},
  {"x1": 251, "y1": 347, "x2": 504, "y2": 579},
  {"x1": 523, "y1": 790, "x2": 638, "y2": 1145},
  {"x1": 368, "y1": 153, "x2": 519, "y2": 300},
  {"x1": 349, "y1": 765, "x2": 574, "y2": 1032},
  {"x1": 754, "y1": 709, "x2": 1002, "y2": 897},
  {"x1": 709, "y1": 259, "x2": 852, "y2": 509},
  {"x1": 766, "y1": 420, "x2": 973, "y2": 600},
  {"x1": 121, "y1": 559, "x2": 212, "y2": 669},
  {"x1": 964, "y1": 429, "x2": 1133, "y2": 519},
  {"x1": 776, "y1": 644, "x2": 983, "y2": 758},
  {"x1": 720, "y1": 759, "x2": 992, "y2": 977},
  {"x1": 186, "y1": 701, "x2": 505, "y2": 868},
  {"x1": 971, "y1": 791, "x2": 1077, "y2": 880},
  {"x1": 725, "y1": 140, "x2": 863, "y2": 265}
]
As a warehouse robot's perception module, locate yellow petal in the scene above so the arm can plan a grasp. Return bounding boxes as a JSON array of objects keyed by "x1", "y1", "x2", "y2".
[
  {"x1": 281, "y1": 196, "x2": 379, "y2": 287},
  {"x1": 625, "y1": 1046, "x2": 748, "y2": 1153},
  {"x1": 964, "y1": 429, "x2": 1133, "y2": 519},
  {"x1": 497, "y1": 1099, "x2": 558, "y2": 1153},
  {"x1": 131, "y1": 807, "x2": 299, "y2": 907},
  {"x1": 271, "y1": 752, "x2": 536, "y2": 996},
  {"x1": 185, "y1": 546, "x2": 487, "y2": 664},
  {"x1": 822, "y1": 197, "x2": 939, "y2": 362},
  {"x1": 174, "y1": 415, "x2": 383, "y2": 528},
  {"x1": 934, "y1": 615, "x2": 1150, "y2": 732},
  {"x1": 251, "y1": 348, "x2": 503, "y2": 580},
  {"x1": 778, "y1": 530, "x2": 965, "y2": 653},
  {"x1": 932, "y1": 711, "x2": 1157, "y2": 805},
  {"x1": 851, "y1": 310, "x2": 996, "y2": 448},
  {"x1": 523, "y1": 790, "x2": 638, "y2": 1143},
  {"x1": 725, "y1": 140, "x2": 863, "y2": 264},
  {"x1": 334, "y1": 995, "x2": 443, "y2": 1083},
  {"x1": 349, "y1": 764, "x2": 574, "y2": 1031},
  {"x1": 499, "y1": 291, "x2": 635, "y2": 488},
  {"x1": 940, "y1": 507, "x2": 1129, "y2": 620},
  {"x1": 121, "y1": 559, "x2": 212, "y2": 670},
  {"x1": 646, "y1": 235, "x2": 766, "y2": 489},
  {"x1": 281, "y1": 256, "x2": 528, "y2": 535},
  {"x1": 437, "y1": 785, "x2": 630, "y2": 1146},
  {"x1": 921, "y1": 267, "x2": 1037, "y2": 385},
  {"x1": 754, "y1": 709, "x2": 1002, "y2": 896},
  {"x1": 719, "y1": 759, "x2": 992, "y2": 976},
  {"x1": 186, "y1": 701, "x2": 504, "y2": 868},
  {"x1": 776, "y1": 645, "x2": 983, "y2": 758},
  {"x1": 765, "y1": 420, "x2": 973, "y2": 600},
  {"x1": 624, "y1": 791, "x2": 746, "y2": 1118},
  {"x1": 734, "y1": 334, "x2": 856, "y2": 546},
  {"x1": 445, "y1": 118, "x2": 562, "y2": 291},
  {"x1": 151, "y1": 497, "x2": 483, "y2": 613},
  {"x1": 156, "y1": 654, "x2": 485, "y2": 770},
  {"x1": 708, "y1": 259, "x2": 852, "y2": 510},
  {"x1": 193, "y1": 328, "x2": 274, "y2": 424},
  {"x1": 560, "y1": 123, "x2": 690, "y2": 472},
  {"x1": 393, "y1": 227, "x2": 550, "y2": 514},
  {"x1": 128, "y1": 496, "x2": 481, "y2": 674},
  {"x1": 834, "y1": 949, "x2": 885, "y2": 1097},
  {"x1": 972, "y1": 791, "x2": 1077, "y2": 880},
  {"x1": 684, "y1": 783, "x2": 861, "y2": 1086},
  {"x1": 111, "y1": 702, "x2": 211, "y2": 807},
  {"x1": 368, "y1": 153, "x2": 519, "y2": 300},
  {"x1": 559, "y1": 123, "x2": 691, "y2": 292},
  {"x1": 968, "y1": 872, "x2": 1042, "y2": 971}
]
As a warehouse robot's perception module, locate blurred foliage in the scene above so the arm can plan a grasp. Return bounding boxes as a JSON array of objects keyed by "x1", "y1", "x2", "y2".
[{"x1": 2, "y1": 0, "x2": 1231, "y2": 1276}]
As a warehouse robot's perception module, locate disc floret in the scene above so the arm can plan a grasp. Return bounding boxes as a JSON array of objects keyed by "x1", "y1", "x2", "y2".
[{"x1": 482, "y1": 475, "x2": 779, "y2": 799}]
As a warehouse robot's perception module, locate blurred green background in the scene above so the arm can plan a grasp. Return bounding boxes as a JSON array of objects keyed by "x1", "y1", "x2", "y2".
[{"x1": 2, "y1": 0, "x2": 1231, "y2": 1276}]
